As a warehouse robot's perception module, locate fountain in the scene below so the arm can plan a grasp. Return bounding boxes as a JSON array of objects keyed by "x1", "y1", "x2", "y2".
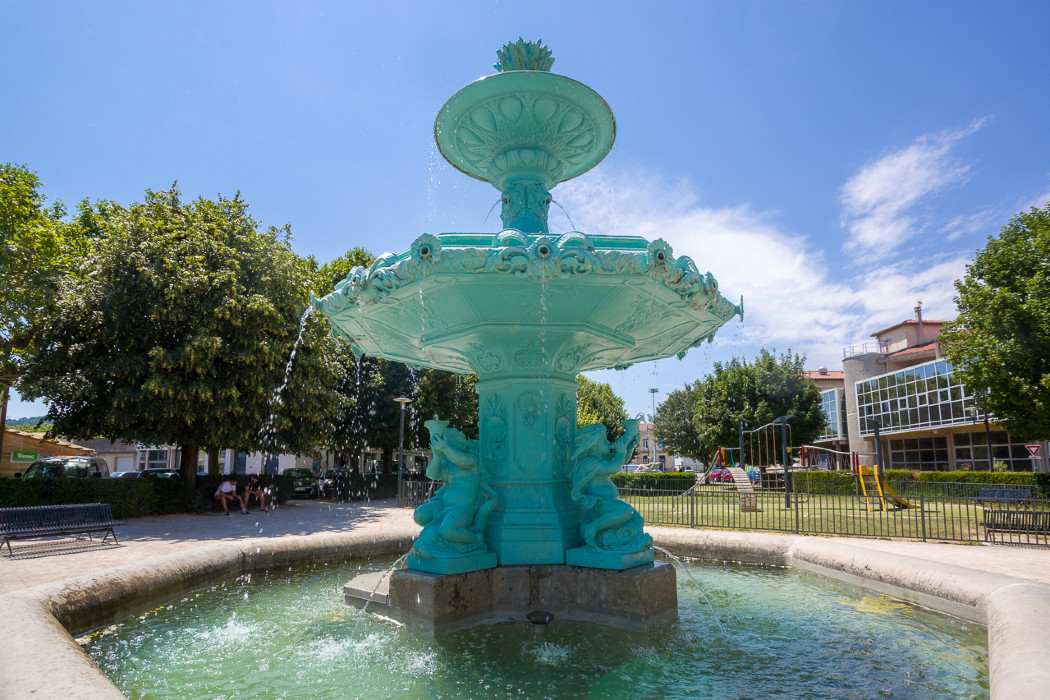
[{"x1": 312, "y1": 39, "x2": 742, "y2": 631}]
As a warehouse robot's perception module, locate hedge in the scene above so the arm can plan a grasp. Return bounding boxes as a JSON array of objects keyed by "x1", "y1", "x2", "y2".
[
  {"x1": 0, "y1": 473, "x2": 294, "y2": 519},
  {"x1": 611, "y1": 472, "x2": 696, "y2": 494},
  {"x1": 325, "y1": 472, "x2": 399, "y2": 501}
]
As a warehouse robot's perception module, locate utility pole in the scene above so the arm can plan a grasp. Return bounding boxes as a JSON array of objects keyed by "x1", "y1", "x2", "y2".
[
  {"x1": 648, "y1": 388, "x2": 659, "y2": 466},
  {"x1": 394, "y1": 396, "x2": 412, "y2": 507}
]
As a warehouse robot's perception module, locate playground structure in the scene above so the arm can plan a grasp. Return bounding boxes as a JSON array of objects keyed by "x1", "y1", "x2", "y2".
[{"x1": 858, "y1": 464, "x2": 915, "y2": 511}]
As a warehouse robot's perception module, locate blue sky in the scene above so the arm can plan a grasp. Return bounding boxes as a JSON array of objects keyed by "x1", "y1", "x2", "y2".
[{"x1": 5, "y1": 1, "x2": 1050, "y2": 420}]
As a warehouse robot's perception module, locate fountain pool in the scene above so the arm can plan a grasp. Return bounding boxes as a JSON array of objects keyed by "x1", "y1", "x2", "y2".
[{"x1": 79, "y1": 555, "x2": 988, "y2": 699}]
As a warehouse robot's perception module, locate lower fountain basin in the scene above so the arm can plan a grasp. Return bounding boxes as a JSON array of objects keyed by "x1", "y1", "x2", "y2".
[
  {"x1": 2, "y1": 529, "x2": 1048, "y2": 698},
  {"x1": 82, "y1": 554, "x2": 989, "y2": 698}
]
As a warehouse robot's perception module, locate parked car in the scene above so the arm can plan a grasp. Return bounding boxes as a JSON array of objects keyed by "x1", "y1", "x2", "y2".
[
  {"x1": 137, "y1": 468, "x2": 179, "y2": 478},
  {"x1": 110, "y1": 471, "x2": 139, "y2": 478},
  {"x1": 16, "y1": 456, "x2": 111, "y2": 478},
  {"x1": 316, "y1": 469, "x2": 346, "y2": 498},
  {"x1": 285, "y1": 468, "x2": 318, "y2": 498}
]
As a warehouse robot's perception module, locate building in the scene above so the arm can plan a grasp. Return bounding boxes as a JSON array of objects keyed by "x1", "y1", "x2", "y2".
[
  {"x1": 71, "y1": 438, "x2": 138, "y2": 474},
  {"x1": 633, "y1": 422, "x2": 670, "y2": 469},
  {"x1": 811, "y1": 306, "x2": 1048, "y2": 473},
  {"x1": 0, "y1": 429, "x2": 95, "y2": 476}
]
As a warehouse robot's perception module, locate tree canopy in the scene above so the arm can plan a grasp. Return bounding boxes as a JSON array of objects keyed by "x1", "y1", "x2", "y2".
[
  {"x1": 653, "y1": 349, "x2": 824, "y2": 463},
  {"x1": 940, "y1": 203, "x2": 1050, "y2": 440},
  {"x1": 576, "y1": 375, "x2": 628, "y2": 442},
  {"x1": 18, "y1": 186, "x2": 339, "y2": 483},
  {"x1": 0, "y1": 164, "x2": 84, "y2": 390}
]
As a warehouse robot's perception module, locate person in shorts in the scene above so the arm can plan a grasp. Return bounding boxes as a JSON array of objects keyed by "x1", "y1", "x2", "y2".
[
  {"x1": 242, "y1": 474, "x2": 267, "y2": 512},
  {"x1": 215, "y1": 478, "x2": 246, "y2": 515}
]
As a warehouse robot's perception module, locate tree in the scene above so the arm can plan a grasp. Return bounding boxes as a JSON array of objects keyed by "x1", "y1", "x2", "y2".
[
  {"x1": 0, "y1": 164, "x2": 87, "y2": 461},
  {"x1": 653, "y1": 349, "x2": 823, "y2": 464},
  {"x1": 652, "y1": 383, "x2": 704, "y2": 460},
  {"x1": 940, "y1": 203, "x2": 1050, "y2": 440},
  {"x1": 576, "y1": 375, "x2": 628, "y2": 442},
  {"x1": 18, "y1": 186, "x2": 339, "y2": 484}
]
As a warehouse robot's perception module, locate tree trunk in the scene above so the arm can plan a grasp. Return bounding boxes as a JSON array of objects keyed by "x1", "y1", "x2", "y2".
[
  {"x1": 0, "y1": 387, "x2": 7, "y2": 471},
  {"x1": 180, "y1": 442, "x2": 198, "y2": 487},
  {"x1": 382, "y1": 446, "x2": 393, "y2": 475},
  {"x1": 207, "y1": 447, "x2": 221, "y2": 476}
]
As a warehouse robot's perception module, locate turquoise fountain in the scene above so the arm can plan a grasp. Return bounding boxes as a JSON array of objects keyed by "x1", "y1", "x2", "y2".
[{"x1": 313, "y1": 40, "x2": 742, "y2": 631}]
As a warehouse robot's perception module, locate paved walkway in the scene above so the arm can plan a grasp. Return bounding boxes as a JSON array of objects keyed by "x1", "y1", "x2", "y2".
[{"x1": 2, "y1": 499, "x2": 1048, "y2": 594}]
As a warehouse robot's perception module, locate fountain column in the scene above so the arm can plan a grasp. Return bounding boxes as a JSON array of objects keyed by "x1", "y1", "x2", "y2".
[{"x1": 476, "y1": 373, "x2": 579, "y2": 565}]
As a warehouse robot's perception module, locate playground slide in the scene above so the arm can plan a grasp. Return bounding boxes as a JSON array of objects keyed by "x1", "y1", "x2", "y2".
[{"x1": 858, "y1": 465, "x2": 914, "y2": 510}]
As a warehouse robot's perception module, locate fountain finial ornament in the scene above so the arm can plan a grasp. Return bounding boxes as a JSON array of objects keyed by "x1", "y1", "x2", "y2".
[{"x1": 494, "y1": 38, "x2": 554, "y2": 72}]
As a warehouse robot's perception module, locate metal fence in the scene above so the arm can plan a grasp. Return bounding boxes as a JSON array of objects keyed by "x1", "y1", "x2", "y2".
[
  {"x1": 619, "y1": 483, "x2": 1050, "y2": 548},
  {"x1": 398, "y1": 480, "x2": 440, "y2": 508}
]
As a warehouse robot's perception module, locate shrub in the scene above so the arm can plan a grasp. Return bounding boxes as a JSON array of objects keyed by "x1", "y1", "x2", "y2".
[
  {"x1": 0, "y1": 473, "x2": 294, "y2": 517},
  {"x1": 325, "y1": 471, "x2": 398, "y2": 501},
  {"x1": 612, "y1": 472, "x2": 695, "y2": 494}
]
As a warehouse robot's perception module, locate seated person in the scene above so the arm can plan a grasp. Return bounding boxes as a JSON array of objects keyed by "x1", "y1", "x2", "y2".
[
  {"x1": 242, "y1": 474, "x2": 267, "y2": 512},
  {"x1": 215, "y1": 478, "x2": 246, "y2": 515}
]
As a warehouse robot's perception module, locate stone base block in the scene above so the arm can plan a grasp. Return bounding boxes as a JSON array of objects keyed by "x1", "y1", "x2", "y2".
[
  {"x1": 565, "y1": 545, "x2": 655, "y2": 570},
  {"x1": 406, "y1": 550, "x2": 497, "y2": 575},
  {"x1": 345, "y1": 562, "x2": 678, "y2": 634}
]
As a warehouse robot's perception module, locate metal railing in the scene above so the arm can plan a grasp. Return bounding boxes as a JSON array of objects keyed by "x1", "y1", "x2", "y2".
[
  {"x1": 619, "y1": 483, "x2": 1049, "y2": 548},
  {"x1": 398, "y1": 480, "x2": 441, "y2": 508}
]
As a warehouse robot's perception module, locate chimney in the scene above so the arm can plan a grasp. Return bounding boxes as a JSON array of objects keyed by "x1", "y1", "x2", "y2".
[{"x1": 914, "y1": 301, "x2": 924, "y2": 344}]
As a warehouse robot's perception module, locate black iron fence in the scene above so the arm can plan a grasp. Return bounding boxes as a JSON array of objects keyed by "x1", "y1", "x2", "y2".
[
  {"x1": 619, "y1": 483, "x2": 1050, "y2": 548},
  {"x1": 398, "y1": 479, "x2": 440, "y2": 508}
]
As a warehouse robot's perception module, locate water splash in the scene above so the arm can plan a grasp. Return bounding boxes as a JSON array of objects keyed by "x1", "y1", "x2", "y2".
[{"x1": 653, "y1": 545, "x2": 726, "y2": 635}]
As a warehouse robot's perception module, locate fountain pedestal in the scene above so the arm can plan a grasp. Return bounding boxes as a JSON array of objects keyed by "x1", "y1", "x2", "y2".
[{"x1": 346, "y1": 562, "x2": 678, "y2": 635}]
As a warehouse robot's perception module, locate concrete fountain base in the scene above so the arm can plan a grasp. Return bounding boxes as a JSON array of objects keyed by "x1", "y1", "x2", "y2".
[{"x1": 345, "y1": 561, "x2": 677, "y2": 634}]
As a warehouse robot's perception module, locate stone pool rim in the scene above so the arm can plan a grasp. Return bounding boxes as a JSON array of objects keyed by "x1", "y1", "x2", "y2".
[{"x1": 1, "y1": 528, "x2": 1046, "y2": 699}]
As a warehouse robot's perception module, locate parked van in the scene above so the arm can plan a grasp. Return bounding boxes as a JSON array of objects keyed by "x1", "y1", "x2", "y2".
[{"x1": 16, "y1": 456, "x2": 110, "y2": 478}]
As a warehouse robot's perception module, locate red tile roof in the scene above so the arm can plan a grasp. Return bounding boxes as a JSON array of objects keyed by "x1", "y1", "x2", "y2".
[
  {"x1": 870, "y1": 318, "x2": 948, "y2": 337},
  {"x1": 887, "y1": 339, "x2": 938, "y2": 358},
  {"x1": 805, "y1": 369, "x2": 844, "y2": 380}
]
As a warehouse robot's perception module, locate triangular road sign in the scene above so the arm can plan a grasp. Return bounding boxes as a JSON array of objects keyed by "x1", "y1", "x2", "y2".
[{"x1": 1025, "y1": 444, "x2": 1041, "y2": 457}]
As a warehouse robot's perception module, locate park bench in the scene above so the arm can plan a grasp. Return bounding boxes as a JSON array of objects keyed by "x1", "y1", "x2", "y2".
[
  {"x1": 974, "y1": 488, "x2": 1030, "y2": 508},
  {"x1": 0, "y1": 503, "x2": 124, "y2": 556},
  {"x1": 982, "y1": 509, "x2": 1050, "y2": 537}
]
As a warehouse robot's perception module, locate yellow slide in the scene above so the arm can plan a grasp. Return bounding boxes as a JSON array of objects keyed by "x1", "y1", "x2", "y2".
[{"x1": 858, "y1": 465, "x2": 914, "y2": 511}]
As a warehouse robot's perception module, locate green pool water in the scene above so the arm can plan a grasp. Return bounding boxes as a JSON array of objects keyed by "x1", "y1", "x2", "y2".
[{"x1": 78, "y1": 557, "x2": 988, "y2": 699}]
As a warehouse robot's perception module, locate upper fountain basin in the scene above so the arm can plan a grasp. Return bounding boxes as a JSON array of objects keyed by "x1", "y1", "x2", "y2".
[
  {"x1": 435, "y1": 70, "x2": 616, "y2": 191},
  {"x1": 312, "y1": 230, "x2": 742, "y2": 377}
]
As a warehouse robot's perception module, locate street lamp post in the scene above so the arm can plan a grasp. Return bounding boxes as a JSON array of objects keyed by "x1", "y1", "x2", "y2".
[
  {"x1": 394, "y1": 396, "x2": 412, "y2": 507},
  {"x1": 777, "y1": 415, "x2": 794, "y2": 508},
  {"x1": 966, "y1": 392, "x2": 995, "y2": 470},
  {"x1": 648, "y1": 388, "x2": 659, "y2": 467}
]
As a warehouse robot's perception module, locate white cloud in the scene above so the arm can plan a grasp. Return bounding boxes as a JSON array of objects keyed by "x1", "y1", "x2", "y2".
[
  {"x1": 561, "y1": 168, "x2": 971, "y2": 415},
  {"x1": 1022, "y1": 186, "x2": 1050, "y2": 213},
  {"x1": 942, "y1": 210, "x2": 996, "y2": 241},
  {"x1": 840, "y1": 119, "x2": 987, "y2": 259}
]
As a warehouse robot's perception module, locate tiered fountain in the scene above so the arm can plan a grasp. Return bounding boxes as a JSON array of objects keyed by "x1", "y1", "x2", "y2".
[{"x1": 313, "y1": 39, "x2": 742, "y2": 632}]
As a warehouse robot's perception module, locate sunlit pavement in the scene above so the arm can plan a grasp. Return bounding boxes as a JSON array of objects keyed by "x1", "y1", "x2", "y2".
[
  {"x1": 0, "y1": 498, "x2": 419, "y2": 594},
  {"x1": 3, "y1": 500, "x2": 1049, "y2": 594}
]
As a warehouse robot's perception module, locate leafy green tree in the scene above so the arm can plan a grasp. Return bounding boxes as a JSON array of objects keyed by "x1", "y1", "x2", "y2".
[
  {"x1": 18, "y1": 186, "x2": 340, "y2": 484},
  {"x1": 654, "y1": 349, "x2": 823, "y2": 464},
  {"x1": 652, "y1": 383, "x2": 704, "y2": 460},
  {"x1": 0, "y1": 165, "x2": 86, "y2": 448},
  {"x1": 940, "y1": 203, "x2": 1050, "y2": 440},
  {"x1": 576, "y1": 375, "x2": 628, "y2": 442}
]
